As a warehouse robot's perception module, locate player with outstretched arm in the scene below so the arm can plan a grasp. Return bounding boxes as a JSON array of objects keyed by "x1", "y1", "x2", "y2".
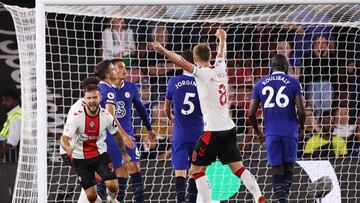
[{"x1": 151, "y1": 28, "x2": 266, "y2": 203}]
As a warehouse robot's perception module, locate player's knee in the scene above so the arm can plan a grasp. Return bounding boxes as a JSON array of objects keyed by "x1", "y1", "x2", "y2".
[
  {"x1": 127, "y1": 162, "x2": 140, "y2": 174},
  {"x1": 283, "y1": 162, "x2": 294, "y2": 171},
  {"x1": 271, "y1": 165, "x2": 284, "y2": 175},
  {"x1": 115, "y1": 166, "x2": 128, "y2": 177},
  {"x1": 189, "y1": 165, "x2": 205, "y2": 175},
  {"x1": 86, "y1": 192, "x2": 98, "y2": 202},
  {"x1": 105, "y1": 180, "x2": 119, "y2": 193}
]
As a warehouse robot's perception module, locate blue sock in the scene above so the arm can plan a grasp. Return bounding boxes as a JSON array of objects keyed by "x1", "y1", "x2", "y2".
[
  {"x1": 130, "y1": 172, "x2": 145, "y2": 203},
  {"x1": 283, "y1": 170, "x2": 293, "y2": 196},
  {"x1": 273, "y1": 174, "x2": 287, "y2": 203},
  {"x1": 96, "y1": 181, "x2": 106, "y2": 200},
  {"x1": 175, "y1": 176, "x2": 186, "y2": 202},
  {"x1": 117, "y1": 177, "x2": 128, "y2": 202},
  {"x1": 187, "y1": 178, "x2": 198, "y2": 203}
]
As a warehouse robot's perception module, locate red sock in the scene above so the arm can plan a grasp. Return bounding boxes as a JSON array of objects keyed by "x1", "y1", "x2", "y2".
[
  {"x1": 235, "y1": 167, "x2": 246, "y2": 178},
  {"x1": 258, "y1": 195, "x2": 266, "y2": 203},
  {"x1": 193, "y1": 172, "x2": 205, "y2": 180}
]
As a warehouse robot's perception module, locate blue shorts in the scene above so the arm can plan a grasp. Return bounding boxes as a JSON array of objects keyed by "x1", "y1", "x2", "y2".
[
  {"x1": 105, "y1": 132, "x2": 124, "y2": 169},
  {"x1": 172, "y1": 141, "x2": 197, "y2": 170},
  {"x1": 266, "y1": 135, "x2": 298, "y2": 167},
  {"x1": 126, "y1": 141, "x2": 141, "y2": 162}
]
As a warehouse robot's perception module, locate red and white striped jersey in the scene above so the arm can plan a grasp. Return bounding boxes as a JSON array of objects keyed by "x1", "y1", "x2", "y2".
[
  {"x1": 63, "y1": 107, "x2": 117, "y2": 159},
  {"x1": 60, "y1": 98, "x2": 86, "y2": 155}
]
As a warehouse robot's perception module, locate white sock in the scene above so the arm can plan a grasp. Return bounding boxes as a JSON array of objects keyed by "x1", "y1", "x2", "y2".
[
  {"x1": 240, "y1": 169, "x2": 262, "y2": 201},
  {"x1": 195, "y1": 174, "x2": 212, "y2": 203},
  {"x1": 77, "y1": 189, "x2": 89, "y2": 203}
]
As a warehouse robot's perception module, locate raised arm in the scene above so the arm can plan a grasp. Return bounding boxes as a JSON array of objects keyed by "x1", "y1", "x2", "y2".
[
  {"x1": 215, "y1": 28, "x2": 227, "y2": 59},
  {"x1": 151, "y1": 41, "x2": 194, "y2": 73}
]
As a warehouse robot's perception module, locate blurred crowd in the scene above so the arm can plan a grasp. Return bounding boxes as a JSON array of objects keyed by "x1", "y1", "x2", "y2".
[{"x1": 98, "y1": 17, "x2": 360, "y2": 160}]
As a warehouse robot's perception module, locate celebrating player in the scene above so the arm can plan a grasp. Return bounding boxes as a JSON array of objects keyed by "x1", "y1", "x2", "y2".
[
  {"x1": 111, "y1": 58, "x2": 156, "y2": 203},
  {"x1": 94, "y1": 60, "x2": 135, "y2": 200},
  {"x1": 151, "y1": 29, "x2": 266, "y2": 203},
  {"x1": 249, "y1": 54, "x2": 306, "y2": 203},
  {"x1": 60, "y1": 84, "x2": 131, "y2": 203},
  {"x1": 164, "y1": 50, "x2": 203, "y2": 203},
  {"x1": 60, "y1": 76, "x2": 101, "y2": 166}
]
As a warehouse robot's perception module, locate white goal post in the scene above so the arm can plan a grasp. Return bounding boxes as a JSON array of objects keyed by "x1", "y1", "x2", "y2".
[{"x1": 4, "y1": 0, "x2": 360, "y2": 202}]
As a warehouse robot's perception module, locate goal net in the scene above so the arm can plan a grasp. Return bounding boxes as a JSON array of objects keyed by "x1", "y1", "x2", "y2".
[{"x1": 5, "y1": 2, "x2": 360, "y2": 203}]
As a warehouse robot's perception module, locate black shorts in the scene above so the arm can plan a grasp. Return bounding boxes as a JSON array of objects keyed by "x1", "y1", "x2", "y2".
[
  {"x1": 72, "y1": 152, "x2": 117, "y2": 189},
  {"x1": 191, "y1": 127, "x2": 241, "y2": 166}
]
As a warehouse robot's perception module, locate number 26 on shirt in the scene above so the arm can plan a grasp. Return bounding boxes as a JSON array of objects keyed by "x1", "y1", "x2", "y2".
[{"x1": 262, "y1": 86, "x2": 289, "y2": 108}]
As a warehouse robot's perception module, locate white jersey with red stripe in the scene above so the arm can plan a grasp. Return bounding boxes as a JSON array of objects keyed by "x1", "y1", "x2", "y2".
[
  {"x1": 191, "y1": 58, "x2": 235, "y2": 131},
  {"x1": 63, "y1": 107, "x2": 118, "y2": 159},
  {"x1": 60, "y1": 98, "x2": 86, "y2": 155}
]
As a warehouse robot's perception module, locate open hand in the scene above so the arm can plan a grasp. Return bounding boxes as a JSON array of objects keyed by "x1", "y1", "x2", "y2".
[{"x1": 122, "y1": 134, "x2": 135, "y2": 149}]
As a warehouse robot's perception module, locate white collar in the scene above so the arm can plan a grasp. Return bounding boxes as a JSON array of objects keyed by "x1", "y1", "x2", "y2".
[
  {"x1": 99, "y1": 81, "x2": 112, "y2": 88},
  {"x1": 271, "y1": 71, "x2": 286, "y2": 75},
  {"x1": 183, "y1": 71, "x2": 192, "y2": 76}
]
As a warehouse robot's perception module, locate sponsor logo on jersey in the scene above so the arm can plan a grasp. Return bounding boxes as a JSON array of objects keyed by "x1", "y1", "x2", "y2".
[
  {"x1": 115, "y1": 101, "x2": 126, "y2": 118},
  {"x1": 125, "y1": 92, "x2": 130, "y2": 98}
]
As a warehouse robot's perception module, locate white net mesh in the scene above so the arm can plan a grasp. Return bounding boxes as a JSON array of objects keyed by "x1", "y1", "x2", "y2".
[
  {"x1": 5, "y1": 5, "x2": 38, "y2": 203},
  {"x1": 6, "y1": 3, "x2": 360, "y2": 203}
]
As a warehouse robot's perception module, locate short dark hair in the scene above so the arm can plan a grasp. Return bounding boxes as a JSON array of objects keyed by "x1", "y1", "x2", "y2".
[
  {"x1": 194, "y1": 43, "x2": 211, "y2": 62},
  {"x1": 94, "y1": 60, "x2": 112, "y2": 80},
  {"x1": 111, "y1": 58, "x2": 124, "y2": 64},
  {"x1": 84, "y1": 84, "x2": 100, "y2": 94},
  {"x1": 181, "y1": 49, "x2": 194, "y2": 64},
  {"x1": 1, "y1": 89, "x2": 20, "y2": 103},
  {"x1": 81, "y1": 76, "x2": 100, "y2": 90},
  {"x1": 271, "y1": 54, "x2": 289, "y2": 71}
]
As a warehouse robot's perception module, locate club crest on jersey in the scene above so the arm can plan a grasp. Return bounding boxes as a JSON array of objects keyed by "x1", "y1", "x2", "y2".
[
  {"x1": 89, "y1": 121, "x2": 95, "y2": 128},
  {"x1": 125, "y1": 92, "x2": 130, "y2": 98},
  {"x1": 107, "y1": 92, "x2": 115, "y2": 100}
]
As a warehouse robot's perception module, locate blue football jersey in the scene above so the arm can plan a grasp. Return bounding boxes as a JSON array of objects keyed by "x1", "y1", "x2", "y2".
[
  {"x1": 252, "y1": 71, "x2": 303, "y2": 137},
  {"x1": 98, "y1": 81, "x2": 116, "y2": 109},
  {"x1": 113, "y1": 81, "x2": 141, "y2": 136},
  {"x1": 166, "y1": 74, "x2": 204, "y2": 143}
]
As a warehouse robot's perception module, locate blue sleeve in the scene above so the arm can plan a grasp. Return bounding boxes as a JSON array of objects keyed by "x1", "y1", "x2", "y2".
[
  {"x1": 294, "y1": 79, "x2": 304, "y2": 96},
  {"x1": 132, "y1": 85, "x2": 152, "y2": 131},
  {"x1": 251, "y1": 82, "x2": 261, "y2": 100},
  {"x1": 165, "y1": 79, "x2": 173, "y2": 100},
  {"x1": 100, "y1": 85, "x2": 115, "y2": 105}
]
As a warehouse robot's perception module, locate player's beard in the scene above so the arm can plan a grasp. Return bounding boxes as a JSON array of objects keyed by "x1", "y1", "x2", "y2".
[{"x1": 86, "y1": 103, "x2": 100, "y2": 115}]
